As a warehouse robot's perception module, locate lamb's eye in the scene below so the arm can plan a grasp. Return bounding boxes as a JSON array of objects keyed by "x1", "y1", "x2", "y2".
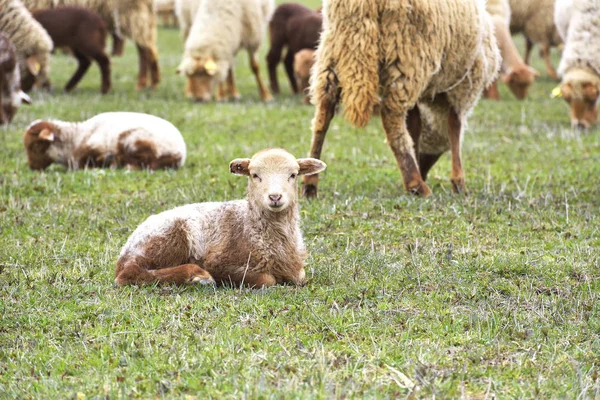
[
  {"x1": 252, "y1": 173, "x2": 260, "y2": 180},
  {"x1": 289, "y1": 173, "x2": 297, "y2": 180}
]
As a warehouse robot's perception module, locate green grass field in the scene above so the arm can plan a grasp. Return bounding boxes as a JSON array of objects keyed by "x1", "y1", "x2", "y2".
[{"x1": 1, "y1": 2, "x2": 600, "y2": 398}]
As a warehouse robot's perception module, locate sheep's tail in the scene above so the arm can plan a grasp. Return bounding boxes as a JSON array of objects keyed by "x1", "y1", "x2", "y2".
[{"x1": 331, "y1": 1, "x2": 379, "y2": 128}]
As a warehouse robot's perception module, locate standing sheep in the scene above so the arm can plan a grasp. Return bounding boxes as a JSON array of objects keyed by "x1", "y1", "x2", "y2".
[
  {"x1": 115, "y1": 148, "x2": 326, "y2": 286},
  {"x1": 32, "y1": 7, "x2": 111, "y2": 94},
  {"x1": 554, "y1": 0, "x2": 600, "y2": 129},
  {"x1": 509, "y1": 0, "x2": 562, "y2": 80},
  {"x1": 484, "y1": 0, "x2": 539, "y2": 100},
  {"x1": 0, "y1": 0, "x2": 53, "y2": 92},
  {"x1": 21, "y1": 0, "x2": 160, "y2": 90},
  {"x1": 176, "y1": 0, "x2": 274, "y2": 102},
  {"x1": 0, "y1": 33, "x2": 32, "y2": 125},
  {"x1": 303, "y1": 0, "x2": 500, "y2": 198},
  {"x1": 24, "y1": 112, "x2": 186, "y2": 170}
]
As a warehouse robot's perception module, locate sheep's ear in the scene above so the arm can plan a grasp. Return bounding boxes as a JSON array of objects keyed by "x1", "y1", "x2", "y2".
[
  {"x1": 297, "y1": 158, "x2": 326, "y2": 176},
  {"x1": 20, "y1": 91, "x2": 32, "y2": 105},
  {"x1": 583, "y1": 82, "x2": 599, "y2": 100},
  {"x1": 502, "y1": 70, "x2": 515, "y2": 84},
  {"x1": 38, "y1": 128, "x2": 54, "y2": 142},
  {"x1": 26, "y1": 56, "x2": 41, "y2": 77},
  {"x1": 229, "y1": 158, "x2": 251, "y2": 176}
]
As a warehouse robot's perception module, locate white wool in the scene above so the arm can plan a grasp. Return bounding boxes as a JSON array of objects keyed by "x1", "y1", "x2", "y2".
[{"x1": 174, "y1": 0, "x2": 202, "y2": 40}]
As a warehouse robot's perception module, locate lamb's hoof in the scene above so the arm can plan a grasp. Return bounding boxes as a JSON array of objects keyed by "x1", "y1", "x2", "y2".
[
  {"x1": 262, "y1": 93, "x2": 274, "y2": 102},
  {"x1": 302, "y1": 184, "x2": 318, "y2": 199},
  {"x1": 451, "y1": 179, "x2": 468, "y2": 195},
  {"x1": 408, "y1": 181, "x2": 432, "y2": 197},
  {"x1": 189, "y1": 276, "x2": 215, "y2": 286}
]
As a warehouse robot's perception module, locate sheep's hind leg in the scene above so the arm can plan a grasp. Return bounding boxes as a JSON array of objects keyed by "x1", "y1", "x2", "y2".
[
  {"x1": 248, "y1": 51, "x2": 273, "y2": 102},
  {"x1": 540, "y1": 44, "x2": 558, "y2": 80},
  {"x1": 284, "y1": 50, "x2": 298, "y2": 94},
  {"x1": 115, "y1": 263, "x2": 214, "y2": 286},
  {"x1": 65, "y1": 49, "x2": 91, "y2": 92},
  {"x1": 111, "y1": 34, "x2": 125, "y2": 56},
  {"x1": 302, "y1": 94, "x2": 337, "y2": 198},
  {"x1": 447, "y1": 108, "x2": 467, "y2": 194},
  {"x1": 91, "y1": 50, "x2": 111, "y2": 94},
  {"x1": 524, "y1": 38, "x2": 533, "y2": 65},
  {"x1": 380, "y1": 107, "x2": 431, "y2": 197},
  {"x1": 135, "y1": 44, "x2": 149, "y2": 90}
]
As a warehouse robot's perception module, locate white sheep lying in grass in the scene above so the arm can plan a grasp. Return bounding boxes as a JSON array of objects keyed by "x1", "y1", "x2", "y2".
[
  {"x1": 554, "y1": 0, "x2": 600, "y2": 129},
  {"x1": 115, "y1": 148, "x2": 326, "y2": 287},
  {"x1": 23, "y1": 112, "x2": 186, "y2": 170},
  {"x1": 176, "y1": 0, "x2": 274, "y2": 102}
]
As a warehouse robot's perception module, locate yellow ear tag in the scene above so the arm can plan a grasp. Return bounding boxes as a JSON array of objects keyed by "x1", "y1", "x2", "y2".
[
  {"x1": 551, "y1": 86, "x2": 562, "y2": 98},
  {"x1": 204, "y1": 60, "x2": 217, "y2": 75}
]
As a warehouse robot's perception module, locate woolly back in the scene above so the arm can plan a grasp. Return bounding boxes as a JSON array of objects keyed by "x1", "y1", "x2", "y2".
[{"x1": 557, "y1": 0, "x2": 600, "y2": 77}]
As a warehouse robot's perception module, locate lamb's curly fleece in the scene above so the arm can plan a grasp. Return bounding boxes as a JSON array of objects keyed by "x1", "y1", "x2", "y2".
[{"x1": 0, "y1": 0, "x2": 53, "y2": 85}]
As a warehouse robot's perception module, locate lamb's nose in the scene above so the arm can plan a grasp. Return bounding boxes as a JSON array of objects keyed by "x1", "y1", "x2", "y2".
[{"x1": 269, "y1": 194, "x2": 282, "y2": 202}]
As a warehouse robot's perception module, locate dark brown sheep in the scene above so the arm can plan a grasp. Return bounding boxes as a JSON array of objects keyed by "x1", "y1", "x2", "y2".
[
  {"x1": 266, "y1": 3, "x2": 322, "y2": 95},
  {"x1": 32, "y1": 7, "x2": 111, "y2": 94}
]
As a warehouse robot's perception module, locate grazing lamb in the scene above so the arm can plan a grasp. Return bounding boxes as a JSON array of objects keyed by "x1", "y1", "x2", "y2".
[
  {"x1": 32, "y1": 7, "x2": 111, "y2": 94},
  {"x1": 176, "y1": 0, "x2": 274, "y2": 102},
  {"x1": 22, "y1": 0, "x2": 160, "y2": 90},
  {"x1": 0, "y1": 33, "x2": 32, "y2": 125},
  {"x1": 554, "y1": 0, "x2": 600, "y2": 129},
  {"x1": 303, "y1": 0, "x2": 500, "y2": 198},
  {"x1": 115, "y1": 148, "x2": 326, "y2": 287},
  {"x1": 294, "y1": 48, "x2": 314, "y2": 104},
  {"x1": 509, "y1": 0, "x2": 562, "y2": 80},
  {"x1": 0, "y1": 0, "x2": 53, "y2": 92},
  {"x1": 266, "y1": 3, "x2": 322, "y2": 95},
  {"x1": 484, "y1": 0, "x2": 539, "y2": 100},
  {"x1": 23, "y1": 112, "x2": 186, "y2": 170}
]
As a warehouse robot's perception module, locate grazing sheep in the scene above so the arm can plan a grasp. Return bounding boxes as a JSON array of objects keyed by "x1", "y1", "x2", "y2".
[
  {"x1": 554, "y1": 0, "x2": 600, "y2": 129},
  {"x1": 0, "y1": 32, "x2": 32, "y2": 125},
  {"x1": 0, "y1": 0, "x2": 53, "y2": 92},
  {"x1": 115, "y1": 148, "x2": 326, "y2": 287},
  {"x1": 266, "y1": 2, "x2": 322, "y2": 95},
  {"x1": 509, "y1": 0, "x2": 562, "y2": 80},
  {"x1": 32, "y1": 7, "x2": 111, "y2": 94},
  {"x1": 22, "y1": 0, "x2": 160, "y2": 90},
  {"x1": 24, "y1": 112, "x2": 186, "y2": 170},
  {"x1": 303, "y1": 0, "x2": 500, "y2": 198},
  {"x1": 176, "y1": 0, "x2": 274, "y2": 102},
  {"x1": 293, "y1": 48, "x2": 314, "y2": 104},
  {"x1": 155, "y1": 0, "x2": 177, "y2": 27},
  {"x1": 484, "y1": 0, "x2": 539, "y2": 100}
]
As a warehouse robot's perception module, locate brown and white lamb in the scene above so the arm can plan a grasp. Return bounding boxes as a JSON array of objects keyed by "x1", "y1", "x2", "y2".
[
  {"x1": 24, "y1": 112, "x2": 186, "y2": 170},
  {"x1": 115, "y1": 148, "x2": 326, "y2": 287},
  {"x1": 0, "y1": 32, "x2": 31, "y2": 125}
]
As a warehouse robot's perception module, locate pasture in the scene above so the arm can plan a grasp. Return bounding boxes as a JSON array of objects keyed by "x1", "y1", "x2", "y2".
[{"x1": 1, "y1": 1, "x2": 599, "y2": 397}]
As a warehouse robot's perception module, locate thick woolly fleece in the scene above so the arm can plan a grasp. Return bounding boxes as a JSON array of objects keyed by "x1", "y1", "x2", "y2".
[
  {"x1": 311, "y1": 0, "x2": 500, "y2": 131},
  {"x1": 174, "y1": 0, "x2": 202, "y2": 41},
  {"x1": 0, "y1": 0, "x2": 53, "y2": 86},
  {"x1": 179, "y1": 0, "x2": 274, "y2": 82},
  {"x1": 508, "y1": 0, "x2": 562, "y2": 48}
]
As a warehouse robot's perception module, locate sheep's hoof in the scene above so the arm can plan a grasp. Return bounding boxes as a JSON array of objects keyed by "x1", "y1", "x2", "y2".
[
  {"x1": 262, "y1": 93, "x2": 274, "y2": 102},
  {"x1": 451, "y1": 179, "x2": 468, "y2": 195},
  {"x1": 302, "y1": 184, "x2": 318, "y2": 199},
  {"x1": 189, "y1": 276, "x2": 215, "y2": 286},
  {"x1": 408, "y1": 181, "x2": 431, "y2": 197}
]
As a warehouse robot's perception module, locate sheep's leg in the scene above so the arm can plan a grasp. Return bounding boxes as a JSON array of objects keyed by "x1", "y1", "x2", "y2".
[
  {"x1": 249, "y1": 52, "x2": 273, "y2": 102},
  {"x1": 135, "y1": 44, "x2": 149, "y2": 90},
  {"x1": 540, "y1": 44, "x2": 558, "y2": 80},
  {"x1": 302, "y1": 96, "x2": 337, "y2": 198},
  {"x1": 115, "y1": 263, "x2": 215, "y2": 286},
  {"x1": 447, "y1": 108, "x2": 467, "y2": 194},
  {"x1": 524, "y1": 38, "x2": 533, "y2": 65},
  {"x1": 483, "y1": 80, "x2": 501, "y2": 100},
  {"x1": 266, "y1": 30, "x2": 285, "y2": 94},
  {"x1": 284, "y1": 50, "x2": 298, "y2": 94},
  {"x1": 242, "y1": 273, "x2": 277, "y2": 288},
  {"x1": 112, "y1": 34, "x2": 125, "y2": 56},
  {"x1": 216, "y1": 83, "x2": 226, "y2": 101},
  {"x1": 226, "y1": 68, "x2": 241, "y2": 101},
  {"x1": 65, "y1": 50, "x2": 91, "y2": 92},
  {"x1": 147, "y1": 46, "x2": 160, "y2": 88},
  {"x1": 406, "y1": 105, "x2": 421, "y2": 157},
  {"x1": 380, "y1": 108, "x2": 431, "y2": 197},
  {"x1": 90, "y1": 51, "x2": 111, "y2": 94}
]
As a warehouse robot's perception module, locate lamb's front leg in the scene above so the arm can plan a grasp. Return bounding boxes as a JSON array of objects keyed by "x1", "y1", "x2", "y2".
[{"x1": 248, "y1": 51, "x2": 272, "y2": 102}]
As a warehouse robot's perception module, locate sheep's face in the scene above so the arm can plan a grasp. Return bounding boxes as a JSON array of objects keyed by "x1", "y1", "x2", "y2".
[
  {"x1": 230, "y1": 149, "x2": 326, "y2": 213},
  {"x1": 294, "y1": 49, "x2": 315, "y2": 99},
  {"x1": 560, "y1": 81, "x2": 599, "y2": 129},
  {"x1": 503, "y1": 66, "x2": 539, "y2": 100},
  {"x1": 177, "y1": 56, "x2": 227, "y2": 102},
  {"x1": 23, "y1": 121, "x2": 57, "y2": 170}
]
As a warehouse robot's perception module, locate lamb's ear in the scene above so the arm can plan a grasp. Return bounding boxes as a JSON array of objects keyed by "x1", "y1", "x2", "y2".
[
  {"x1": 38, "y1": 128, "x2": 54, "y2": 142},
  {"x1": 297, "y1": 158, "x2": 326, "y2": 176},
  {"x1": 20, "y1": 91, "x2": 32, "y2": 105},
  {"x1": 229, "y1": 158, "x2": 251, "y2": 176},
  {"x1": 26, "y1": 56, "x2": 41, "y2": 77}
]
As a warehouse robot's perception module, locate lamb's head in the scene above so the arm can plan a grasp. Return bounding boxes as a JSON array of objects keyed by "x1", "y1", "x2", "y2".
[
  {"x1": 503, "y1": 65, "x2": 539, "y2": 100},
  {"x1": 23, "y1": 120, "x2": 59, "y2": 170},
  {"x1": 230, "y1": 149, "x2": 326, "y2": 213},
  {"x1": 294, "y1": 49, "x2": 315, "y2": 103},
  {"x1": 559, "y1": 69, "x2": 599, "y2": 129},
  {"x1": 177, "y1": 55, "x2": 228, "y2": 102}
]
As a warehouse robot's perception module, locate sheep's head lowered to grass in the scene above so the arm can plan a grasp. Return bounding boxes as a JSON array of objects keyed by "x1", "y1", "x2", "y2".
[
  {"x1": 558, "y1": 69, "x2": 600, "y2": 129},
  {"x1": 230, "y1": 149, "x2": 326, "y2": 213},
  {"x1": 177, "y1": 56, "x2": 227, "y2": 102}
]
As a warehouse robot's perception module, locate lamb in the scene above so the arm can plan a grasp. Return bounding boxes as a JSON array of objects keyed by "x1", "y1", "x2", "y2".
[
  {"x1": 21, "y1": 0, "x2": 160, "y2": 90},
  {"x1": 303, "y1": 0, "x2": 500, "y2": 198},
  {"x1": 293, "y1": 48, "x2": 314, "y2": 104},
  {"x1": 266, "y1": 3, "x2": 322, "y2": 95},
  {"x1": 176, "y1": 0, "x2": 274, "y2": 102},
  {"x1": 484, "y1": 0, "x2": 539, "y2": 100},
  {"x1": 32, "y1": 7, "x2": 111, "y2": 94},
  {"x1": 23, "y1": 112, "x2": 186, "y2": 170},
  {"x1": 0, "y1": 0, "x2": 53, "y2": 92},
  {"x1": 554, "y1": 0, "x2": 600, "y2": 129},
  {"x1": 508, "y1": 0, "x2": 562, "y2": 80},
  {"x1": 114, "y1": 148, "x2": 326, "y2": 287},
  {"x1": 0, "y1": 32, "x2": 32, "y2": 125}
]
